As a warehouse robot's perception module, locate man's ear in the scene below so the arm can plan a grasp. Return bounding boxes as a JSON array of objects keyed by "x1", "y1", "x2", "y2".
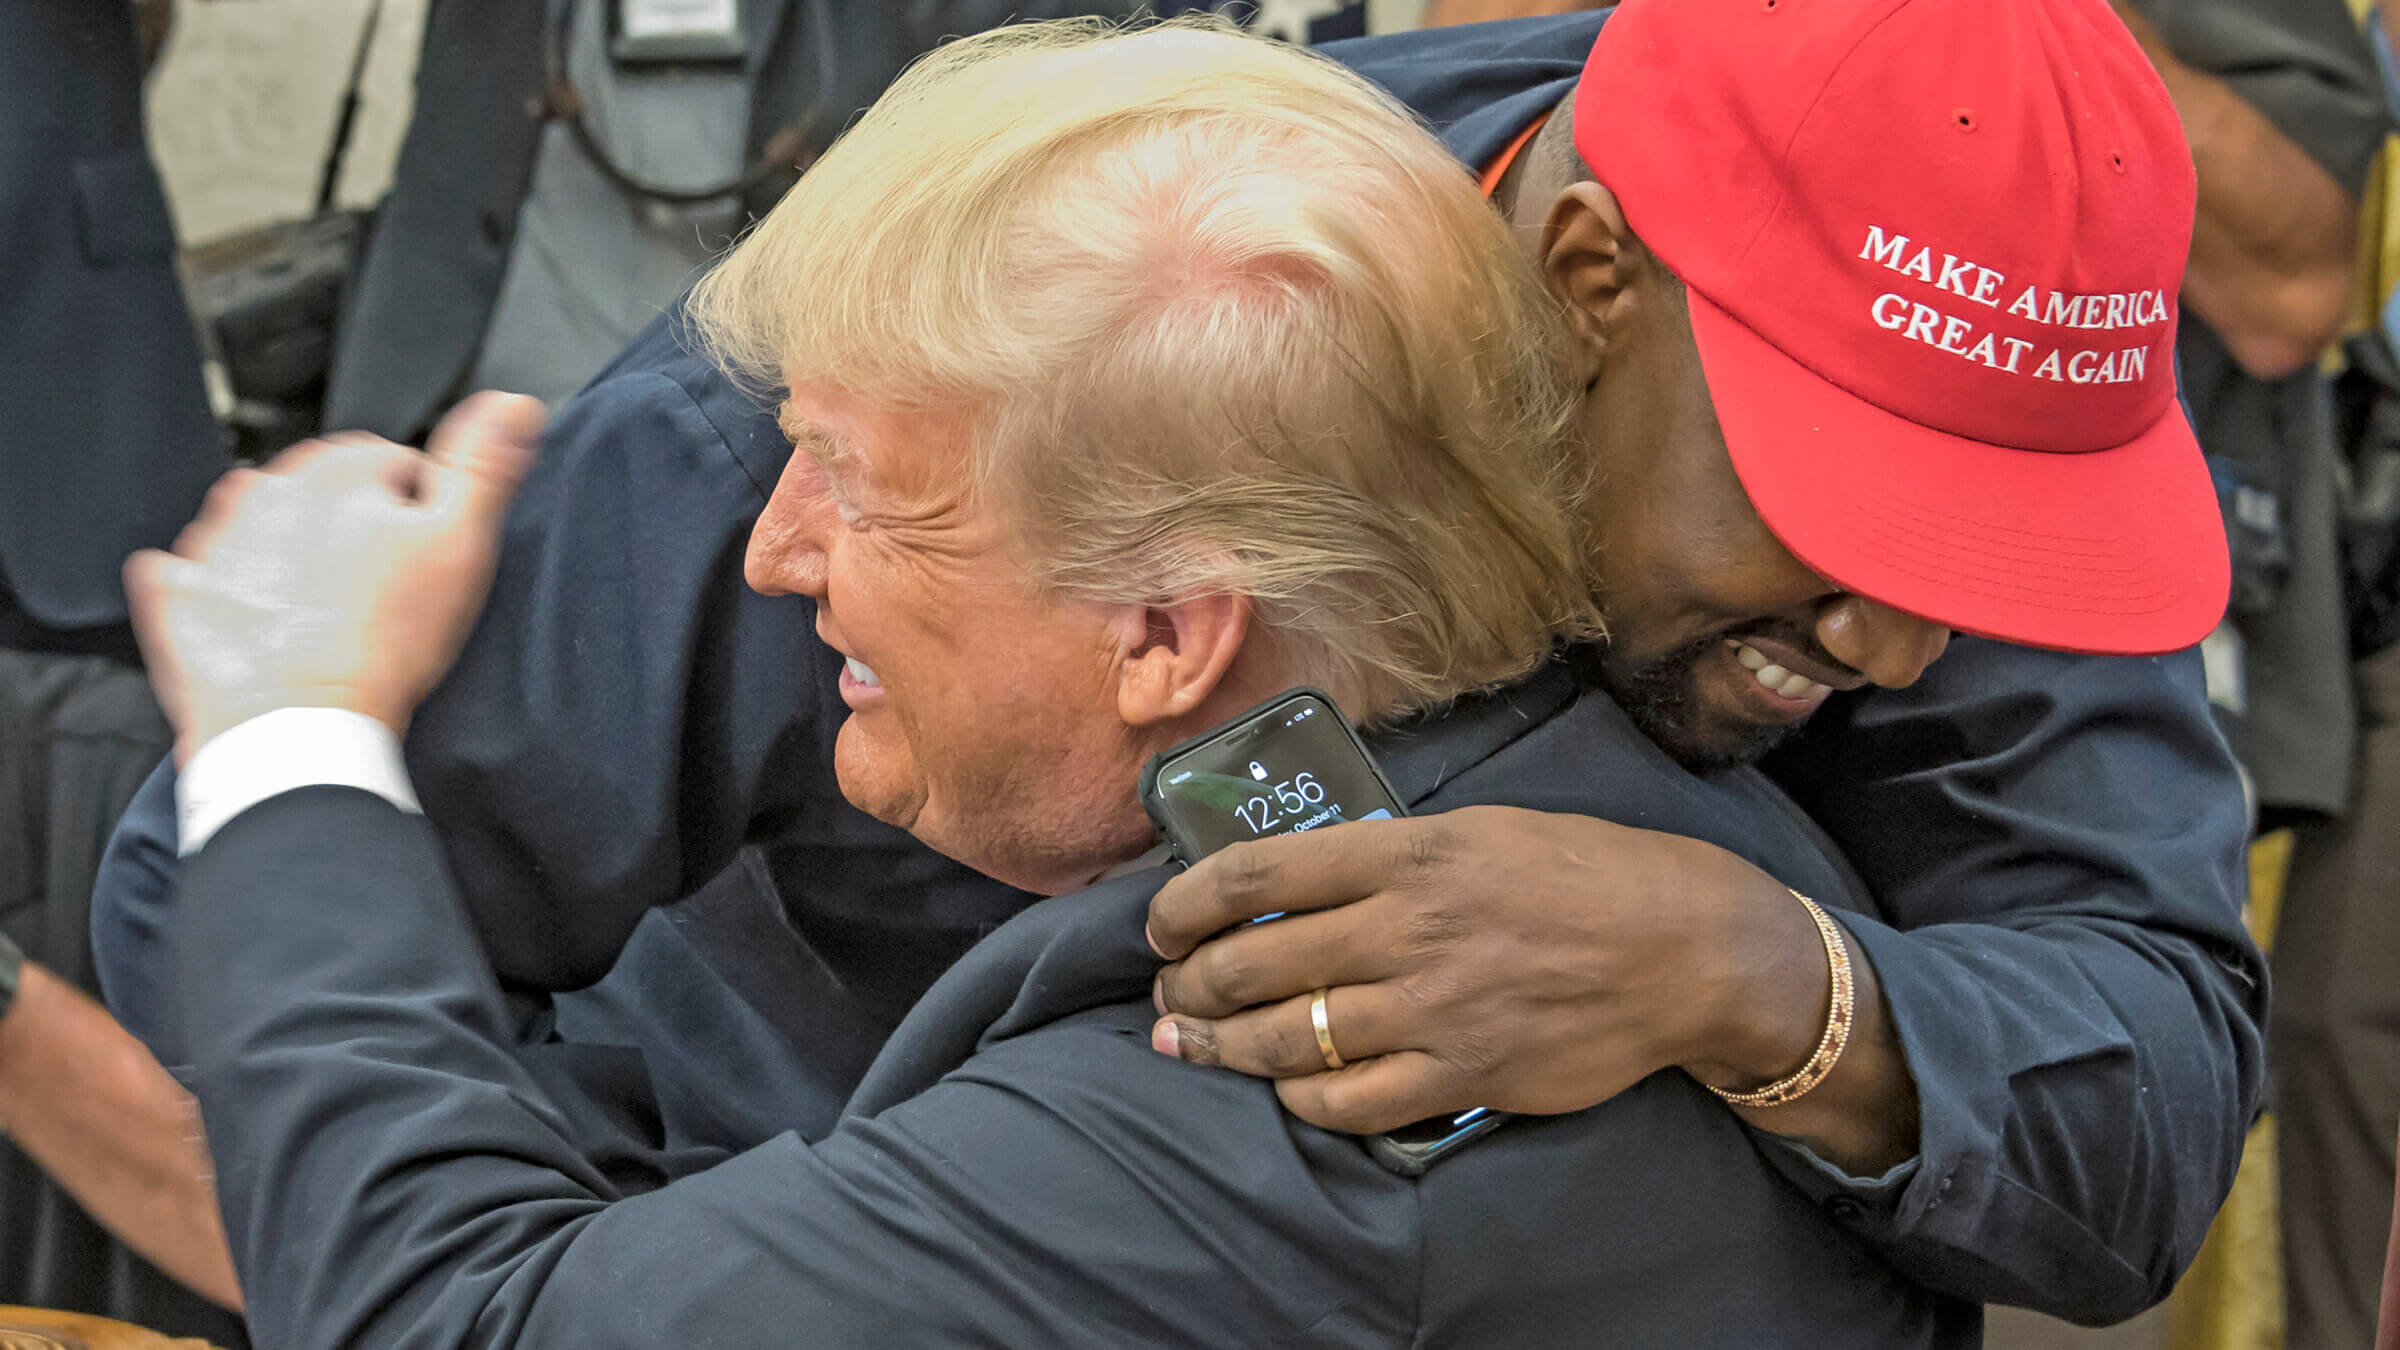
[
  {"x1": 1540, "y1": 181, "x2": 1641, "y2": 387},
  {"x1": 1114, "y1": 592, "x2": 1251, "y2": 730}
]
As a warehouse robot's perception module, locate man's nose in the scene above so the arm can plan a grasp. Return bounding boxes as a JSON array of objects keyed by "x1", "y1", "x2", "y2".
[
  {"x1": 1815, "y1": 595, "x2": 1951, "y2": 690},
  {"x1": 744, "y1": 460, "x2": 832, "y2": 598}
]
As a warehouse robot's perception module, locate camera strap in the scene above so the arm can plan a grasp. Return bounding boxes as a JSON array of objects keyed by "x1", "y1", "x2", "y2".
[
  {"x1": 315, "y1": 0, "x2": 386, "y2": 214},
  {"x1": 540, "y1": 0, "x2": 819, "y2": 207}
]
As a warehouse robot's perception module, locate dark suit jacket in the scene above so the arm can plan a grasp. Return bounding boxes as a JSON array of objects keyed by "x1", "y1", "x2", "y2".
[
  {"x1": 0, "y1": 0, "x2": 222, "y2": 633},
  {"x1": 176, "y1": 665, "x2": 1986, "y2": 1348}
]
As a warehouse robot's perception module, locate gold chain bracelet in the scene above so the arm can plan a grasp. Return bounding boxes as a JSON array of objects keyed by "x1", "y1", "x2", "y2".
[{"x1": 1704, "y1": 890, "x2": 1854, "y2": 1109}]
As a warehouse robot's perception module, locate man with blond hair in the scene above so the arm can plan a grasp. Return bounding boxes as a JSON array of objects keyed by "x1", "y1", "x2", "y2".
[{"x1": 121, "y1": 18, "x2": 1996, "y2": 1347}]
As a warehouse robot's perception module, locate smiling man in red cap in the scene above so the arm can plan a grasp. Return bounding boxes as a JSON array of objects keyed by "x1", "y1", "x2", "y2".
[
  {"x1": 1148, "y1": 0, "x2": 2256, "y2": 1323},
  {"x1": 1584, "y1": 0, "x2": 2217, "y2": 744},
  {"x1": 1562, "y1": 0, "x2": 2223, "y2": 765}
]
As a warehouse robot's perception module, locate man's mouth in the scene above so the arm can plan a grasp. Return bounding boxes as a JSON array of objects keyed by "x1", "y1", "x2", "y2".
[
  {"x1": 842, "y1": 656, "x2": 882, "y2": 688},
  {"x1": 1728, "y1": 639, "x2": 1829, "y2": 702}
]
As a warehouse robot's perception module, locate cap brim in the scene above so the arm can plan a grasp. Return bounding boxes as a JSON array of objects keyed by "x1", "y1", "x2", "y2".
[{"x1": 1684, "y1": 288, "x2": 2229, "y2": 656}]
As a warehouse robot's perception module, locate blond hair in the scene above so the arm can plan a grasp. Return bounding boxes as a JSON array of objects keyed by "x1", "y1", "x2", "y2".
[{"x1": 691, "y1": 16, "x2": 1599, "y2": 718}]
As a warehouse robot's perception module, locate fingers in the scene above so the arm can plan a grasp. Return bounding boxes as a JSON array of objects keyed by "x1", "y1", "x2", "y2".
[
  {"x1": 1153, "y1": 903, "x2": 1394, "y2": 1019},
  {"x1": 1152, "y1": 993, "x2": 1477, "y2": 1134},
  {"x1": 261, "y1": 432, "x2": 411, "y2": 487},
  {"x1": 1152, "y1": 981, "x2": 1413, "y2": 1079},
  {"x1": 122, "y1": 549, "x2": 191, "y2": 634},
  {"x1": 1274, "y1": 1052, "x2": 1466, "y2": 1136},
  {"x1": 304, "y1": 439, "x2": 421, "y2": 498},
  {"x1": 174, "y1": 468, "x2": 269, "y2": 559},
  {"x1": 122, "y1": 550, "x2": 197, "y2": 750},
  {"x1": 1145, "y1": 813, "x2": 1434, "y2": 959},
  {"x1": 422, "y1": 391, "x2": 544, "y2": 526}
]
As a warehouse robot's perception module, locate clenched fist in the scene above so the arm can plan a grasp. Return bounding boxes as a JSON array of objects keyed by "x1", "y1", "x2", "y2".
[{"x1": 126, "y1": 393, "x2": 544, "y2": 763}]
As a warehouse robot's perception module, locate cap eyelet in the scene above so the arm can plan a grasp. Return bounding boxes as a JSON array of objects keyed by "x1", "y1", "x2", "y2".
[
  {"x1": 1761, "y1": 0, "x2": 1781, "y2": 13},
  {"x1": 1950, "y1": 107, "x2": 1978, "y2": 133},
  {"x1": 2108, "y1": 151, "x2": 2128, "y2": 174}
]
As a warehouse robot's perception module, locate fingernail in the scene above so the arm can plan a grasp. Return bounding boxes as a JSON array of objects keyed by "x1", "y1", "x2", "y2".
[
  {"x1": 1152, "y1": 972, "x2": 1167, "y2": 1015},
  {"x1": 1144, "y1": 920, "x2": 1167, "y2": 960},
  {"x1": 1151, "y1": 1019, "x2": 1180, "y2": 1058}
]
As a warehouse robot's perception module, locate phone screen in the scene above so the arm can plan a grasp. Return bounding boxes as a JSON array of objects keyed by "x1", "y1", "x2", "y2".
[{"x1": 1147, "y1": 693, "x2": 1402, "y2": 859}]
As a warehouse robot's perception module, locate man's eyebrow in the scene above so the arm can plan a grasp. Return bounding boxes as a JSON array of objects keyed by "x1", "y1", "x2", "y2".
[{"x1": 776, "y1": 405, "x2": 862, "y2": 473}]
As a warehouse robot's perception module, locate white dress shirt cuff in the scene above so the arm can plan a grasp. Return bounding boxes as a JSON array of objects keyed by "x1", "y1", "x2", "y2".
[{"x1": 177, "y1": 707, "x2": 421, "y2": 856}]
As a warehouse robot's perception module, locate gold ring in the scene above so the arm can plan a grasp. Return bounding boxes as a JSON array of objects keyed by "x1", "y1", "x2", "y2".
[{"x1": 1310, "y1": 987, "x2": 1346, "y2": 1071}]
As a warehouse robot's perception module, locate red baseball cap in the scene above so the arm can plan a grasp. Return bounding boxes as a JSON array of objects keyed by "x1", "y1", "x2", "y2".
[{"x1": 1577, "y1": 0, "x2": 2228, "y2": 656}]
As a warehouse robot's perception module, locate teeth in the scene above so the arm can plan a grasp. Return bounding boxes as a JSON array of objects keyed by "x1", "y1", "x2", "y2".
[
  {"x1": 1732, "y1": 642, "x2": 1823, "y2": 701},
  {"x1": 844, "y1": 657, "x2": 881, "y2": 688}
]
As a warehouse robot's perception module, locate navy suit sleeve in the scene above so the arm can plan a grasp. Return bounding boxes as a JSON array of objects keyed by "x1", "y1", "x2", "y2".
[
  {"x1": 403, "y1": 356, "x2": 823, "y2": 990},
  {"x1": 87, "y1": 350, "x2": 808, "y2": 1041},
  {"x1": 177, "y1": 788, "x2": 1411, "y2": 1350},
  {"x1": 1761, "y1": 640, "x2": 2266, "y2": 1324},
  {"x1": 86, "y1": 758, "x2": 179, "y2": 1053},
  {"x1": 1319, "y1": 13, "x2": 1600, "y2": 169}
]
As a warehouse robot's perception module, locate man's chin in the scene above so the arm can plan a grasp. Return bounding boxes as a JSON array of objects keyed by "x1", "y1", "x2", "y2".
[
  {"x1": 1595, "y1": 642, "x2": 1802, "y2": 771},
  {"x1": 832, "y1": 729, "x2": 923, "y2": 831},
  {"x1": 1619, "y1": 699, "x2": 1796, "y2": 771}
]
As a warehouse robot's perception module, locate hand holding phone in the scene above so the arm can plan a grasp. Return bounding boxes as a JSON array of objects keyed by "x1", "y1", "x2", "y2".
[{"x1": 1138, "y1": 689, "x2": 1508, "y2": 1175}]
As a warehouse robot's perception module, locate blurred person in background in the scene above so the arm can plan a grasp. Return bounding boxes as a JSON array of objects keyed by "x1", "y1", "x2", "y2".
[
  {"x1": 2258, "y1": 1, "x2": 2400, "y2": 1344},
  {"x1": 0, "y1": 1, "x2": 242, "y2": 1344},
  {"x1": 2101, "y1": 3, "x2": 2393, "y2": 1347},
  {"x1": 325, "y1": 0, "x2": 1383, "y2": 447},
  {"x1": 0, "y1": 1, "x2": 221, "y2": 668}
]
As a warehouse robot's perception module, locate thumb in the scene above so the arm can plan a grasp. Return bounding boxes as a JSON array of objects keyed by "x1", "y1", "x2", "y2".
[
  {"x1": 421, "y1": 391, "x2": 545, "y2": 525},
  {"x1": 122, "y1": 548, "x2": 194, "y2": 629},
  {"x1": 122, "y1": 548, "x2": 197, "y2": 731}
]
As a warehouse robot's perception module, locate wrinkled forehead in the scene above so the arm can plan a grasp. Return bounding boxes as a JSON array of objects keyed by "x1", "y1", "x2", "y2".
[{"x1": 774, "y1": 385, "x2": 982, "y2": 506}]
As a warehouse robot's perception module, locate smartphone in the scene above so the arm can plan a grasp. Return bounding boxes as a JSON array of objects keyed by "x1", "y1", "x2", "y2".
[
  {"x1": 1139, "y1": 687, "x2": 1404, "y2": 866},
  {"x1": 1138, "y1": 687, "x2": 1509, "y2": 1175},
  {"x1": 1362, "y1": 1106, "x2": 1509, "y2": 1178}
]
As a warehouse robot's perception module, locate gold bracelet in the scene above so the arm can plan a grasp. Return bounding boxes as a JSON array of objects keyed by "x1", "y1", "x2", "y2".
[{"x1": 1704, "y1": 890, "x2": 1854, "y2": 1109}]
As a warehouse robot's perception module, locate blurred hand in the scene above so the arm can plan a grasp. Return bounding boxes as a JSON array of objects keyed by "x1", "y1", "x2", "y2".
[
  {"x1": 1143, "y1": 806, "x2": 1825, "y2": 1134},
  {"x1": 126, "y1": 392, "x2": 544, "y2": 763}
]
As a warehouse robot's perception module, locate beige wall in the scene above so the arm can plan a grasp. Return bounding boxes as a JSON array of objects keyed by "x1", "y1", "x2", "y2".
[{"x1": 146, "y1": 0, "x2": 429, "y2": 247}]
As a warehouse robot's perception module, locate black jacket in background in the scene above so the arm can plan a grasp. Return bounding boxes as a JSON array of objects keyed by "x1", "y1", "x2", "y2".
[{"x1": 0, "y1": 0, "x2": 222, "y2": 637}]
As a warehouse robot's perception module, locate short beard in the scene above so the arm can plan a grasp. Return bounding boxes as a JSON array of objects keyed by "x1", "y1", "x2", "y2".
[{"x1": 1593, "y1": 632, "x2": 1797, "y2": 771}]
